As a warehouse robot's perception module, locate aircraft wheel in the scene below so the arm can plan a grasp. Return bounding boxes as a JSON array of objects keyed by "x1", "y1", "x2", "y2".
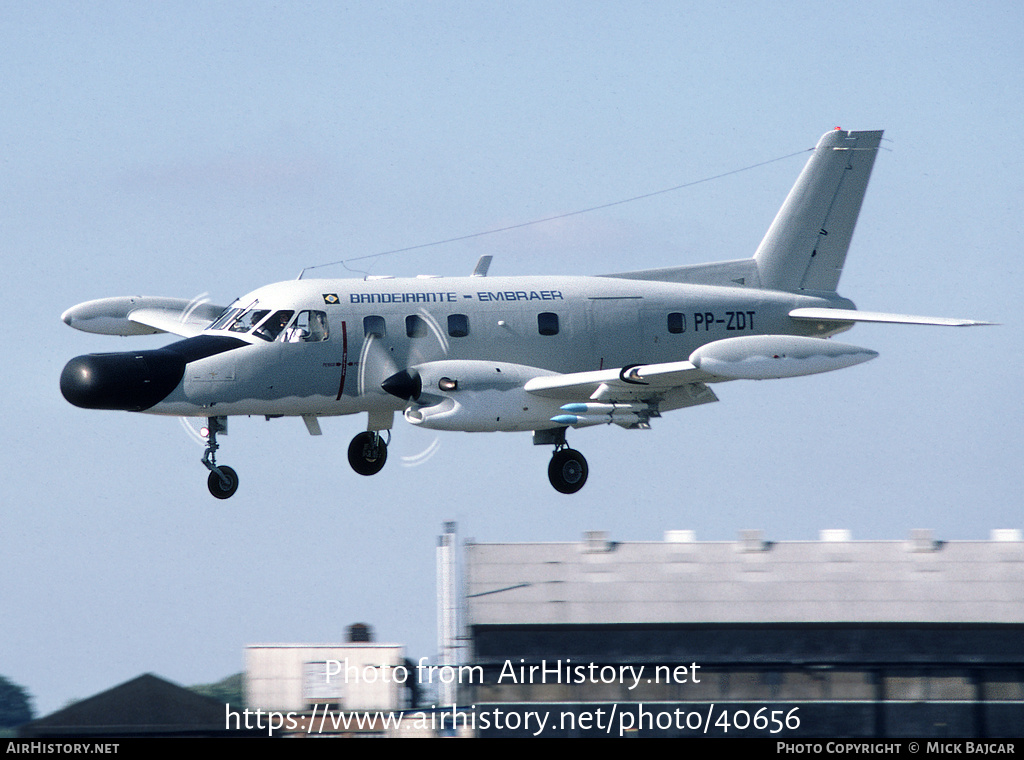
[
  {"x1": 348, "y1": 432, "x2": 388, "y2": 476},
  {"x1": 548, "y1": 449, "x2": 588, "y2": 494},
  {"x1": 207, "y1": 466, "x2": 239, "y2": 499}
]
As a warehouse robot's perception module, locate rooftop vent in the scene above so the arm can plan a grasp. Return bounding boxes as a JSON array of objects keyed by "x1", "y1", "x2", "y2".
[
  {"x1": 739, "y1": 529, "x2": 768, "y2": 552},
  {"x1": 665, "y1": 530, "x2": 696, "y2": 543},
  {"x1": 908, "y1": 528, "x2": 938, "y2": 552},
  {"x1": 582, "y1": 530, "x2": 612, "y2": 553},
  {"x1": 991, "y1": 529, "x2": 1023, "y2": 542},
  {"x1": 347, "y1": 623, "x2": 373, "y2": 643},
  {"x1": 820, "y1": 529, "x2": 852, "y2": 542}
]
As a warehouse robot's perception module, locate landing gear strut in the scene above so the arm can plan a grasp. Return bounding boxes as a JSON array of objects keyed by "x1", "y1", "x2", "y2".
[
  {"x1": 348, "y1": 430, "x2": 389, "y2": 476},
  {"x1": 548, "y1": 446, "x2": 588, "y2": 494},
  {"x1": 202, "y1": 416, "x2": 239, "y2": 499}
]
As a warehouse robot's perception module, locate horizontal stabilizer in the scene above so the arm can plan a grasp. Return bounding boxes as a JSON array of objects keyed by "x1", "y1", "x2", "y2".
[{"x1": 789, "y1": 307, "x2": 994, "y2": 327}]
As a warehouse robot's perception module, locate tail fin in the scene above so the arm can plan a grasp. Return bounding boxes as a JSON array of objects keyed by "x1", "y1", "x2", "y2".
[{"x1": 754, "y1": 129, "x2": 883, "y2": 293}]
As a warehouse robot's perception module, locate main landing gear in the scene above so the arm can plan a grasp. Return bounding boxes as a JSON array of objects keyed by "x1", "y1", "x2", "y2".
[
  {"x1": 535, "y1": 428, "x2": 588, "y2": 494},
  {"x1": 202, "y1": 416, "x2": 239, "y2": 499},
  {"x1": 548, "y1": 445, "x2": 589, "y2": 494},
  {"x1": 348, "y1": 430, "x2": 389, "y2": 476}
]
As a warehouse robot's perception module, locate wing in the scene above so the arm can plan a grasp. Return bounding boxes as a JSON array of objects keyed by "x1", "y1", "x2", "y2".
[
  {"x1": 61, "y1": 296, "x2": 227, "y2": 338},
  {"x1": 524, "y1": 360, "x2": 720, "y2": 416},
  {"x1": 526, "y1": 334, "x2": 880, "y2": 428}
]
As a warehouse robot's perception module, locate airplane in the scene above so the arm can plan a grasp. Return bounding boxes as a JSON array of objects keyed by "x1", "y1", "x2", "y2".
[{"x1": 60, "y1": 128, "x2": 990, "y2": 498}]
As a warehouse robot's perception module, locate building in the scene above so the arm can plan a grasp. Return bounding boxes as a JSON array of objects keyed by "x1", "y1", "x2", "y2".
[
  {"x1": 461, "y1": 529, "x2": 1024, "y2": 738},
  {"x1": 18, "y1": 673, "x2": 243, "y2": 738},
  {"x1": 244, "y1": 623, "x2": 435, "y2": 737}
]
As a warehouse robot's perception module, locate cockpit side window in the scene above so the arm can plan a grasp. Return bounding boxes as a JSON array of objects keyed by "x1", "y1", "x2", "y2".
[
  {"x1": 285, "y1": 310, "x2": 329, "y2": 342},
  {"x1": 253, "y1": 310, "x2": 295, "y2": 342},
  {"x1": 228, "y1": 309, "x2": 270, "y2": 333},
  {"x1": 210, "y1": 307, "x2": 243, "y2": 331}
]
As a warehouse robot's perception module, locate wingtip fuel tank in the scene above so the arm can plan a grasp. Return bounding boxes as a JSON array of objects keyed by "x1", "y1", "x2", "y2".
[{"x1": 689, "y1": 335, "x2": 878, "y2": 381}]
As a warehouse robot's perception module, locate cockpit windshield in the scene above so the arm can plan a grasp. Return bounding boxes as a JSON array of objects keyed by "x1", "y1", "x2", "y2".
[
  {"x1": 209, "y1": 304, "x2": 329, "y2": 343},
  {"x1": 228, "y1": 309, "x2": 270, "y2": 333},
  {"x1": 209, "y1": 307, "x2": 243, "y2": 331}
]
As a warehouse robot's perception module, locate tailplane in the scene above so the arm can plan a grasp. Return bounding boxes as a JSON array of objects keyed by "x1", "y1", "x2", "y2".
[
  {"x1": 754, "y1": 128, "x2": 883, "y2": 293},
  {"x1": 602, "y1": 129, "x2": 883, "y2": 291}
]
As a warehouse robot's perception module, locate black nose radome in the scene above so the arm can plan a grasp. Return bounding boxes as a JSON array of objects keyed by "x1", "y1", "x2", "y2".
[
  {"x1": 61, "y1": 350, "x2": 186, "y2": 411},
  {"x1": 60, "y1": 334, "x2": 248, "y2": 412},
  {"x1": 381, "y1": 368, "x2": 422, "y2": 402}
]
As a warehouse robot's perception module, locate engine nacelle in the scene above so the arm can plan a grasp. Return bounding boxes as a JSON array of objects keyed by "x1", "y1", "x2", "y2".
[
  {"x1": 383, "y1": 360, "x2": 564, "y2": 432},
  {"x1": 689, "y1": 335, "x2": 878, "y2": 380}
]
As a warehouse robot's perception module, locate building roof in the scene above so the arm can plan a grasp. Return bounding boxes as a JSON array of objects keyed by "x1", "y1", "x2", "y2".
[
  {"x1": 18, "y1": 673, "x2": 232, "y2": 738},
  {"x1": 465, "y1": 529, "x2": 1024, "y2": 626}
]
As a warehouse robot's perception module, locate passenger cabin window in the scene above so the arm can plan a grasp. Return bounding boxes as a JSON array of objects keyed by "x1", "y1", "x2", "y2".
[
  {"x1": 228, "y1": 308, "x2": 269, "y2": 333},
  {"x1": 538, "y1": 312, "x2": 559, "y2": 336},
  {"x1": 448, "y1": 313, "x2": 469, "y2": 338},
  {"x1": 364, "y1": 315, "x2": 386, "y2": 338},
  {"x1": 285, "y1": 310, "x2": 329, "y2": 342},
  {"x1": 253, "y1": 310, "x2": 295, "y2": 342},
  {"x1": 406, "y1": 314, "x2": 428, "y2": 338},
  {"x1": 667, "y1": 312, "x2": 686, "y2": 334}
]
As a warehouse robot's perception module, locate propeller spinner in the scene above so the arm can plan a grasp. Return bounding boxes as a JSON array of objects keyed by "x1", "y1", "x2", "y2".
[{"x1": 381, "y1": 368, "x2": 422, "y2": 402}]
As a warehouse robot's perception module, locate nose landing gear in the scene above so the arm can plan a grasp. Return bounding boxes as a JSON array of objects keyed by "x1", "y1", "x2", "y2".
[{"x1": 201, "y1": 416, "x2": 239, "y2": 499}]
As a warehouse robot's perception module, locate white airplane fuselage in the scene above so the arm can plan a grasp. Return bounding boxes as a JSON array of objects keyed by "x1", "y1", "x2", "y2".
[{"x1": 147, "y1": 275, "x2": 853, "y2": 424}]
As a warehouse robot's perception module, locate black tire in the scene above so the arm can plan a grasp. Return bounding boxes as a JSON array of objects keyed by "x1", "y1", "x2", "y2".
[
  {"x1": 548, "y1": 448, "x2": 588, "y2": 494},
  {"x1": 348, "y1": 431, "x2": 388, "y2": 476},
  {"x1": 208, "y1": 465, "x2": 239, "y2": 499}
]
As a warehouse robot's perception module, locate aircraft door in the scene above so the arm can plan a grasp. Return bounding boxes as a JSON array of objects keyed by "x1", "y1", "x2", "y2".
[
  {"x1": 588, "y1": 297, "x2": 643, "y2": 370},
  {"x1": 640, "y1": 306, "x2": 684, "y2": 364},
  {"x1": 265, "y1": 309, "x2": 341, "y2": 401}
]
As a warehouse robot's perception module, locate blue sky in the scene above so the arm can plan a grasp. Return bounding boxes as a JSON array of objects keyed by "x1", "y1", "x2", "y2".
[{"x1": 2, "y1": 1, "x2": 1021, "y2": 715}]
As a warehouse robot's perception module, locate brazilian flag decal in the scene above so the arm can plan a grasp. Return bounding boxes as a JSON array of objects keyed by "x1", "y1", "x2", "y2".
[{"x1": 322, "y1": 293, "x2": 340, "y2": 305}]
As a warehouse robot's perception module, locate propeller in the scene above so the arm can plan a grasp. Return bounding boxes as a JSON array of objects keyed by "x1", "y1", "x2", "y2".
[
  {"x1": 356, "y1": 332, "x2": 400, "y2": 398},
  {"x1": 358, "y1": 307, "x2": 450, "y2": 400},
  {"x1": 179, "y1": 291, "x2": 212, "y2": 326},
  {"x1": 178, "y1": 292, "x2": 214, "y2": 447},
  {"x1": 178, "y1": 416, "x2": 209, "y2": 446},
  {"x1": 356, "y1": 307, "x2": 451, "y2": 466}
]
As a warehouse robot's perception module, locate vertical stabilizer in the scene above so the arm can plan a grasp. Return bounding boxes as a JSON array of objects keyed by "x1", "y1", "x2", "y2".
[{"x1": 754, "y1": 129, "x2": 883, "y2": 293}]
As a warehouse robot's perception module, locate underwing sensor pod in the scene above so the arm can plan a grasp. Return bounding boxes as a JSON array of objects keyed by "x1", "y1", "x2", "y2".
[{"x1": 60, "y1": 129, "x2": 991, "y2": 497}]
